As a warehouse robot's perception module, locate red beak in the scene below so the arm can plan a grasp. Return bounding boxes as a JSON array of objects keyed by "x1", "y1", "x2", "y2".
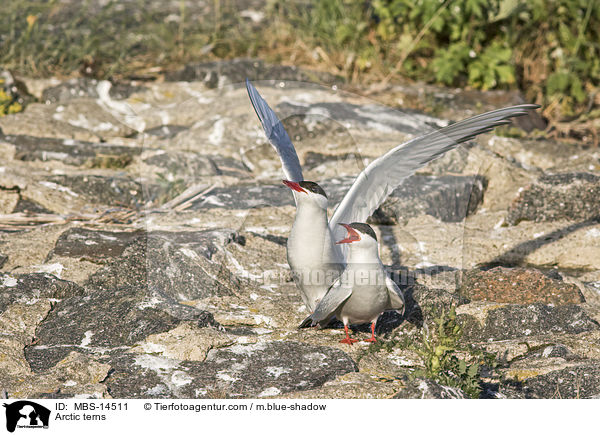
[
  {"x1": 282, "y1": 180, "x2": 307, "y2": 194},
  {"x1": 336, "y1": 223, "x2": 361, "y2": 244}
]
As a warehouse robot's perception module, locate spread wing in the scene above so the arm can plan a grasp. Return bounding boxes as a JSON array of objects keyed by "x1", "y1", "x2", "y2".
[
  {"x1": 328, "y1": 104, "x2": 540, "y2": 244},
  {"x1": 246, "y1": 79, "x2": 303, "y2": 182},
  {"x1": 300, "y1": 277, "x2": 352, "y2": 327},
  {"x1": 385, "y1": 275, "x2": 405, "y2": 314}
]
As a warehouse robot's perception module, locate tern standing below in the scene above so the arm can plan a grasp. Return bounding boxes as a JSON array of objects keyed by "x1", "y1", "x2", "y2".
[
  {"x1": 301, "y1": 222, "x2": 405, "y2": 345},
  {"x1": 246, "y1": 79, "x2": 539, "y2": 315}
]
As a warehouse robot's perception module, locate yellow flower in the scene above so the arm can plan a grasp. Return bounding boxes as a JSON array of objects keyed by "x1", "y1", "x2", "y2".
[{"x1": 26, "y1": 14, "x2": 37, "y2": 28}]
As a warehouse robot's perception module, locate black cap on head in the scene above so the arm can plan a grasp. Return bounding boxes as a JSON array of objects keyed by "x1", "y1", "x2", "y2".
[
  {"x1": 299, "y1": 181, "x2": 327, "y2": 198},
  {"x1": 349, "y1": 222, "x2": 377, "y2": 241}
]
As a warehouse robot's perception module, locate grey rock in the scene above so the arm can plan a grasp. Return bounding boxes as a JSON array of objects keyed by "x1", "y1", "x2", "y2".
[
  {"x1": 48, "y1": 228, "x2": 144, "y2": 263},
  {"x1": 141, "y1": 125, "x2": 188, "y2": 140},
  {"x1": 5, "y1": 134, "x2": 139, "y2": 167},
  {"x1": 45, "y1": 174, "x2": 146, "y2": 208},
  {"x1": 104, "y1": 341, "x2": 357, "y2": 398},
  {"x1": 422, "y1": 145, "x2": 473, "y2": 175},
  {"x1": 12, "y1": 198, "x2": 53, "y2": 214},
  {"x1": 277, "y1": 114, "x2": 349, "y2": 145},
  {"x1": 303, "y1": 151, "x2": 364, "y2": 172},
  {"x1": 143, "y1": 230, "x2": 242, "y2": 301},
  {"x1": 165, "y1": 59, "x2": 342, "y2": 87},
  {"x1": 321, "y1": 175, "x2": 485, "y2": 224},
  {"x1": 0, "y1": 273, "x2": 84, "y2": 314},
  {"x1": 190, "y1": 183, "x2": 292, "y2": 210},
  {"x1": 523, "y1": 344, "x2": 580, "y2": 361},
  {"x1": 2, "y1": 65, "x2": 599, "y2": 400},
  {"x1": 507, "y1": 172, "x2": 600, "y2": 224},
  {"x1": 410, "y1": 283, "x2": 467, "y2": 311},
  {"x1": 41, "y1": 78, "x2": 141, "y2": 104},
  {"x1": 393, "y1": 377, "x2": 467, "y2": 399},
  {"x1": 143, "y1": 151, "x2": 249, "y2": 179},
  {"x1": 101, "y1": 353, "x2": 172, "y2": 398},
  {"x1": 370, "y1": 84, "x2": 546, "y2": 133},
  {"x1": 277, "y1": 101, "x2": 439, "y2": 136},
  {"x1": 459, "y1": 267, "x2": 585, "y2": 306},
  {"x1": 0, "y1": 254, "x2": 7, "y2": 268},
  {"x1": 501, "y1": 361, "x2": 600, "y2": 398},
  {"x1": 383, "y1": 272, "x2": 467, "y2": 329},
  {"x1": 461, "y1": 303, "x2": 599, "y2": 342},
  {"x1": 189, "y1": 174, "x2": 485, "y2": 223},
  {"x1": 369, "y1": 175, "x2": 487, "y2": 224},
  {"x1": 26, "y1": 233, "x2": 229, "y2": 371},
  {"x1": 84, "y1": 229, "x2": 241, "y2": 300}
]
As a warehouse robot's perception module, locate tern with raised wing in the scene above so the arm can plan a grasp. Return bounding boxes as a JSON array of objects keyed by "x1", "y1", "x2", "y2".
[{"x1": 246, "y1": 79, "x2": 539, "y2": 314}]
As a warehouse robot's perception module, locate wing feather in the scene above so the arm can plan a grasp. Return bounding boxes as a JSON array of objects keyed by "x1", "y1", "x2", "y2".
[
  {"x1": 302, "y1": 277, "x2": 352, "y2": 326},
  {"x1": 246, "y1": 79, "x2": 303, "y2": 182},
  {"x1": 329, "y1": 104, "x2": 540, "y2": 244},
  {"x1": 385, "y1": 275, "x2": 405, "y2": 314}
]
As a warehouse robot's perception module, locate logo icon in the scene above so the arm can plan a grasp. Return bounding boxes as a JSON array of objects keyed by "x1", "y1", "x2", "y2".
[{"x1": 3, "y1": 401, "x2": 50, "y2": 433}]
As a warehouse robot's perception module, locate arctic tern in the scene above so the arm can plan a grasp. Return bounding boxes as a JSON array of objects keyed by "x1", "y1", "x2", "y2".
[
  {"x1": 246, "y1": 79, "x2": 539, "y2": 313},
  {"x1": 300, "y1": 222, "x2": 404, "y2": 345}
]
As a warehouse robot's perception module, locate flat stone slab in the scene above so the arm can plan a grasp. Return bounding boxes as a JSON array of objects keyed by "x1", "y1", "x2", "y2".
[
  {"x1": 141, "y1": 124, "x2": 189, "y2": 140},
  {"x1": 1, "y1": 61, "x2": 599, "y2": 400},
  {"x1": 276, "y1": 101, "x2": 442, "y2": 136},
  {"x1": 142, "y1": 151, "x2": 249, "y2": 179},
  {"x1": 43, "y1": 174, "x2": 146, "y2": 208},
  {"x1": 83, "y1": 229, "x2": 241, "y2": 301},
  {"x1": 12, "y1": 198, "x2": 53, "y2": 214},
  {"x1": 189, "y1": 183, "x2": 293, "y2": 210},
  {"x1": 48, "y1": 228, "x2": 144, "y2": 262},
  {"x1": 393, "y1": 377, "x2": 467, "y2": 399},
  {"x1": 5, "y1": 134, "x2": 139, "y2": 167},
  {"x1": 460, "y1": 267, "x2": 585, "y2": 305},
  {"x1": 25, "y1": 239, "x2": 220, "y2": 372},
  {"x1": 507, "y1": 172, "x2": 600, "y2": 224},
  {"x1": 104, "y1": 341, "x2": 357, "y2": 398},
  {"x1": 461, "y1": 303, "x2": 599, "y2": 342},
  {"x1": 25, "y1": 229, "x2": 241, "y2": 372},
  {"x1": 501, "y1": 361, "x2": 600, "y2": 398},
  {"x1": 370, "y1": 175, "x2": 486, "y2": 224},
  {"x1": 0, "y1": 272, "x2": 84, "y2": 313},
  {"x1": 143, "y1": 230, "x2": 242, "y2": 300},
  {"x1": 41, "y1": 78, "x2": 141, "y2": 104},
  {"x1": 190, "y1": 174, "x2": 485, "y2": 223}
]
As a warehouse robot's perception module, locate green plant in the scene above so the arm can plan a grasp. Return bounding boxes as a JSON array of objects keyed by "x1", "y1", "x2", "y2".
[
  {"x1": 511, "y1": 0, "x2": 599, "y2": 118},
  {"x1": 0, "y1": 0, "x2": 256, "y2": 77},
  {"x1": 0, "y1": 79, "x2": 23, "y2": 116},
  {"x1": 154, "y1": 172, "x2": 186, "y2": 205},
  {"x1": 371, "y1": 305, "x2": 496, "y2": 398},
  {"x1": 1, "y1": 0, "x2": 598, "y2": 126},
  {"x1": 371, "y1": 0, "x2": 599, "y2": 118},
  {"x1": 89, "y1": 154, "x2": 133, "y2": 170},
  {"x1": 411, "y1": 306, "x2": 492, "y2": 398},
  {"x1": 373, "y1": 0, "x2": 516, "y2": 89},
  {"x1": 276, "y1": 0, "x2": 376, "y2": 76}
]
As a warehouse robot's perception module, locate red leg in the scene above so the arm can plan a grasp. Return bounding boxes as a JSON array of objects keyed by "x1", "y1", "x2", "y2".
[
  {"x1": 364, "y1": 322, "x2": 377, "y2": 343},
  {"x1": 339, "y1": 324, "x2": 358, "y2": 345}
]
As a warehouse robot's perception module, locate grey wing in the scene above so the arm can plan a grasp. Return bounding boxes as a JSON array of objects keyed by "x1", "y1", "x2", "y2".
[
  {"x1": 306, "y1": 277, "x2": 352, "y2": 326},
  {"x1": 328, "y1": 104, "x2": 540, "y2": 245},
  {"x1": 246, "y1": 79, "x2": 303, "y2": 182},
  {"x1": 385, "y1": 275, "x2": 405, "y2": 314}
]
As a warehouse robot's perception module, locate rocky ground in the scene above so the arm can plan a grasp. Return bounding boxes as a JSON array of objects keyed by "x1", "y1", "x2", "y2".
[{"x1": 1, "y1": 59, "x2": 599, "y2": 399}]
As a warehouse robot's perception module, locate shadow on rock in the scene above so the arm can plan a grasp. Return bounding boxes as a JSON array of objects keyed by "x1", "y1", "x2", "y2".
[{"x1": 481, "y1": 216, "x2": 600, "y2": 269}]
